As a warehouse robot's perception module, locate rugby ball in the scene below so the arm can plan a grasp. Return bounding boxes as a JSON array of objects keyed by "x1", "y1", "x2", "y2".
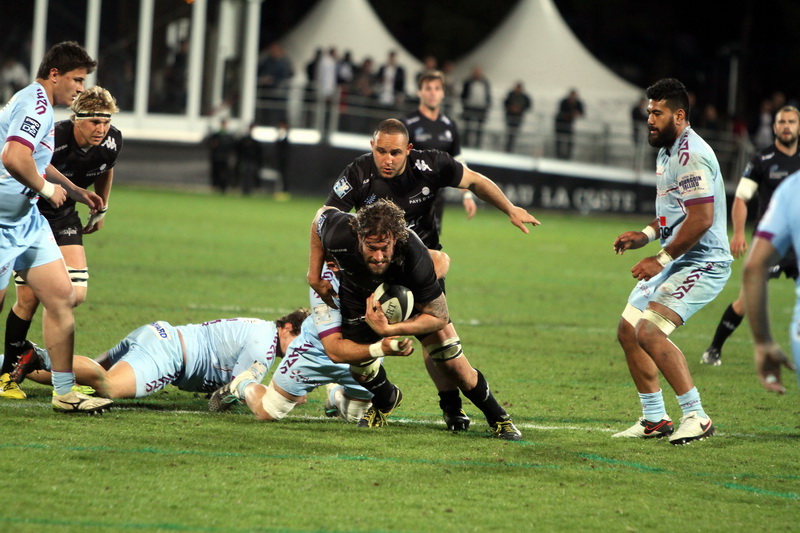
[{"x1": 374, "y1": 283, "x2": 414, "y2": 324}]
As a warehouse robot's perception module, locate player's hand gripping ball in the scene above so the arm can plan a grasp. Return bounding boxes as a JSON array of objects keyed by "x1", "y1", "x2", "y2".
[{"x1": 374, "y1": 283, "x2": 414, "y2": 324}]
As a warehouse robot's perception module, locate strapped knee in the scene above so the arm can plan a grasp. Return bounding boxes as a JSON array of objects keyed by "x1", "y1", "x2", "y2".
[
  {"x1": 349, "y1": 358, "x2": 381, "y2": 381},
  {"x1": 621, "y1": 304, "x2": 643, "y2": 327},
  {"x1": 641, "y1": 309, "x2": 677, "y2": 336},
  {"x1": 67, "y1": 266, "x2": 89, "y2": 288},
  {"x1": 261, "y1": 381, "x2": 297, "y2": 421},
  {"x1": 426, "y1": 336, "x2": 463, "y2": 361}
]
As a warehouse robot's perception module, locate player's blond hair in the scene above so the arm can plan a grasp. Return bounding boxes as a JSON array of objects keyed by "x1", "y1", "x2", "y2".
[{"x1": 70, "y1": 86, "x2": 119, "y2": 121}]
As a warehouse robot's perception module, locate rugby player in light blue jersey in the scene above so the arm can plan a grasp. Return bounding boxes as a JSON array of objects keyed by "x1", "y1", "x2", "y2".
[
  {"x1": 0, "y1": 41, "x2": 107, "y2": 412},
  {"x1": 11, "y1": 310, "x2": 309, "y2": 400},
  {"x1": 208, "y1": 264, "x2": 413, "y2": 422},
  {"x1": 744, "y1": 172, "x2": 800, "y2": 394},
  {"x1": 612, "y1": 78, "x2": 732, "y2": 445}
]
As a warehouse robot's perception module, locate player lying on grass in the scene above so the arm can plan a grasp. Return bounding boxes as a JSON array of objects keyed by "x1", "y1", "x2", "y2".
[
  {"x1": 208, "y1": 263, "x2": 414, "y2": 422},
  {"x1": 11, "y1": 310, "x2": 308, "y2": 399}
]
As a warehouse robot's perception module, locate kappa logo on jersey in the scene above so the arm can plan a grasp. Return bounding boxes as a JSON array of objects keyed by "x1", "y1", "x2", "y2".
[
  {"x1": 333, "y1": 176, "x2": 352, "y2": 198},
  {"x1": 678, "y1": 169, "x2": 709, "y2": 195},
  {"x1": 101, "y1": 136, "x2": 118, "y2": 151},
  {"x1": 20, "y1": 116, "x2": 41, "y2": 139},
  {"x1": 414, "y1": 159, "x2": 432, "y2": 172}
]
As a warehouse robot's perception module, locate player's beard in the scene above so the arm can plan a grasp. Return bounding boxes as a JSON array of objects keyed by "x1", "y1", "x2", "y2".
[
  {"x1": 776, "y1": 132, "x2": 798, "y2": 149},
  {"x1": 648, "y1": 121, "x2": 678, "y2": 148}
]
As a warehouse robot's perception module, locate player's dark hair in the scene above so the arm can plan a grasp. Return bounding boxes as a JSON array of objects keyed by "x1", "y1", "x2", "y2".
[
  {"x1": 373, "y1": 118, "x2": 408, "y2": 140},
  {"x1": 351, "y1": 198, "x2": 409, "y2": 244},
  {"x1": 36, "y1": 41, "x2": 96, "y2": 79},
  {"x1": 417, "y1": 69, "x2": 445, "y2": 90},
  {"x1": 276, "y1": 308, "x2": 309, "y2": 335},
  {"x1": 646, "y1": 78, "x2": 690, "y2": 117}
]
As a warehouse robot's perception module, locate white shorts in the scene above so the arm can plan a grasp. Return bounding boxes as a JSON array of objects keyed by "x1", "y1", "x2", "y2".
[
  {"x1": 626, "y1": 259, "x2": 731, "y2": 323},
  {"x1": 0, "y1": 213, "x2": 62, "y2": 287}
]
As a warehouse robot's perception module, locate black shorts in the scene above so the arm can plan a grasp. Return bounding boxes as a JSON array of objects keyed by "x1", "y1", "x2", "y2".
[
  {"x1": 771, "y1": 248, "x2": 798, "y2": 280},
  {"x1": 47, "y1": 212, "x2": 84, "y2": 247}
]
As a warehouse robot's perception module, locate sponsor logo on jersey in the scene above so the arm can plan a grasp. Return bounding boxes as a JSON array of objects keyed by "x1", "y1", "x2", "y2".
[
  {"x1": 148, "y1": 321, "x2": 172, "y2": 340},
  {"x1": 333, "y1": 176, "x2": 352, "y2": 198},
  {"x1": 20, "y1": 116, "x2": 41, "y2": 139},
  {"x1": 56, "y1": 227, "x2": 79, "y2": 237},
  {"x1": 414, "y1": 159, "x2": 432, "y2": 172},
  {"x1": 101, "y1": 136, "x2": 118, "y2": 151},
  {"x1": 677, "y1": 169, "x2": 708, "y2": 195}
]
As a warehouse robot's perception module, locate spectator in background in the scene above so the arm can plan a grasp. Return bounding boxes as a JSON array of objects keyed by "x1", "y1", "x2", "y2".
[
  {"x1": 349, "y1": 57, "x2": 377, "y2": 134},
  {"x1": 554, "y1": 88, "x2": 584, "y2": 159},
  {"x1": 303, "y1": 48, "x2": 322, "y2": 127},
  {"x1": 0, "y1": 55, "x2": 28, "y2": 103},
  {"x1": 460, "y1": 66, "x2": 491, "y2": 148},
  {"x1": 503, "y1": 81, "x2": 532, "y2": 153},
  {"x1": 440, "y1": 60, "x2": 457, "y2": 116},
  {"x1": 205, "y1": 118, "x2": 236, "y2": 193},
  {"x1": 274, "y1": 119, "x2": 291, "y2": 201},
  {"x1": 316, "y1": 47, "x2": 338, "y2": 133},
  {"x1": 377, "y1": 50, "x2": 406, "y2": 112},
  {"x1": 256, "y1": 42, "x2": 294, "y2": 126},
  {"x1": 631, "y1": 97, "x2": 648, "y2": 145},
  {"x1": 751, "y1": 98, "x2": 775, "y2": 149},
  {"x1": 236, "y1": 123, "x2": 263, "y2": 196},
  {"x1": 415, "y1": 55, "x2": 438, "y2": 87}
]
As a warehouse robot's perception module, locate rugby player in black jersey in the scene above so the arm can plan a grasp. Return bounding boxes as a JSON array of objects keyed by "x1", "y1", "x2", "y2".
[
  {"x1": 402, "y1": 70, "x2": 475, "y2": 232},
  {"x1": 701, "y1": 105, "x2": 800, "y2": 366},
  {"x1": 309, "y1": 119, "x2": 539, "y2": 438},
  {"x1": 1, "y1": 87, "x2": 122, "y2": 396},
  {"x1": 313, "y1": 199, "x2": 523, "y2": 439}
]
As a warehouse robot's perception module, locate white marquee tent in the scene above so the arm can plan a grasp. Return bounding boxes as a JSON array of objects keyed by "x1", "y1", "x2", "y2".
[
  {"x1": 451, "y1": 0, "x2": 644, "y2": 137},
  {"x1": 279, "y1": 0, "x2": 423, "y2": 88}
]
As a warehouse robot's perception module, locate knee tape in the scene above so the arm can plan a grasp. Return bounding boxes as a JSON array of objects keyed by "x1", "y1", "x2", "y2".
[
  {"x1": 261, "y1": 382, "x2": 297, "y2": 421},
  {"x1": 621, "y1": 304, "x2": 643, "y2": 327},
  {"x1": 426, "y1": 336, "x2": 463, "y2": 361},
  {"x1": 641, "y1": 308, "x2": 677, "y2": 336},
  {"x1": 350, "y1": 358, "x2": 381, "y2": 381},
  {"x1": 67, "y1": 266, "x2": 89, "y2": 288},
  {"x1": 13, "y1": 272, "x2": 25, "y2": 286}
]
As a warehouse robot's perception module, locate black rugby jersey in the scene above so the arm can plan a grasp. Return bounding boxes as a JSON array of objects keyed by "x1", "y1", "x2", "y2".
[
  {"x1": 324, "y1": 149, "x2": 463, "y2": 250},
  {"x1": 38, "y1": 119, "x2": 123, "y2": 222},
  {"x1": 742, "y1": 144, "x2": 800, "y2": 223},
  {"x1": 317, "y1": 208, "x2": 442, "y2": 306},
  {"x1": 402, "y1": 109, "x2": 461, "y2": 156}
]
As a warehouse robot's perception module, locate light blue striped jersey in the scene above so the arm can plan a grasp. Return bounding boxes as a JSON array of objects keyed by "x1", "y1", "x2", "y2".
[
  {"x1": 654, "y1": 127, "x2": 732, "y2": 263},
  {"x1": 0, "y1": 83, "x2": 55, "y2": 225}
]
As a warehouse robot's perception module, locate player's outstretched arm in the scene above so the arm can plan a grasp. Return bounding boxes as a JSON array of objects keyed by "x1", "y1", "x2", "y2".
[
  {"x1": 458, "y1": 166, "x2": 540, "y2": 232},
  {"x1": 322, "y1": 333, "x2": 414, "y2": 364}
]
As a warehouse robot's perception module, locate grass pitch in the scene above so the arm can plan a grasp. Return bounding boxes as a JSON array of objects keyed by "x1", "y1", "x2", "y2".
[{"x1": 1, "y1": 186, "x2": 798, "y2": 532}]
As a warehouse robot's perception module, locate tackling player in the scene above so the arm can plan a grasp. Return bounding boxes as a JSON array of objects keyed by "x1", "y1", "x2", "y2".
[
  {"x1": 701, "y1": 105, "x2": 800, "y2": 366},
  {"x1": 208, "y1": 264, "x2": 413, "y2": 422},
  {"x1": 0, "y1": 41, "x2": 109, "y2": 413},
  {"x1": 2, "y1": 86, "x2": 123, "y2": 399},
  {"x1": 612, "y1": 78, "x2": 732, "y2": 445},
  {"x1": 11, "y1": 310, "x2": 309, "y2": 400}
]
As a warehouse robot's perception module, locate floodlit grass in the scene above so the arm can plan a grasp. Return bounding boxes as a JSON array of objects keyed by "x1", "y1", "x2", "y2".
[{"x1": 1, "y1": 186, "x2": 798, "y2": 532}]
